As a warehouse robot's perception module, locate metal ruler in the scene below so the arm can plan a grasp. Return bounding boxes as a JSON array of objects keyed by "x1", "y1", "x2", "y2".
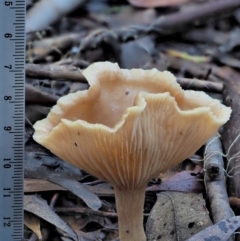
[{"x1": 0, "y1": 0, "x2": 25, "y2": 240}]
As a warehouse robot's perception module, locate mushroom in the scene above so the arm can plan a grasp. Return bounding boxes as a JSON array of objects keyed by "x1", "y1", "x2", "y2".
[{"x1": 33, "y1": 62, "x2": 231, "y2": 241}]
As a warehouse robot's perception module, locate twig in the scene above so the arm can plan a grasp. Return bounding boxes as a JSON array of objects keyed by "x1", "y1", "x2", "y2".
[
  {"x1": 204, "y1": 135, "x2": 234, "y2": 231},
  {"x1": 221, "y1": 67, "x2": 240, "y2": 197},
  {"x1": 176, "y1": 77, "x2": 223, "y2": 93},
  {"x1": 150, "y1": 0, "x2": 240, "y2": 34},
  {"x1": 26, "y1": 64, "x2": 86, "y2": 83},
  {"x1": 79, "y1": 0, "x2": 240, "y2": 50},
  {"x1": 49, "y1": 193, "x2": 59, "y2": 210},
  {"x1": 26, "y1": 84, "x2": 59, "y2": 106},
  {"x1": 26, "y1": 64, "x2": 222, "y2": 93},
  {"x1": 55, "y1": 206, "x2": 118, "y2": 218},
  {"x1": 26, "y1": 33, "x2": 83, "y2": 58},
  {"x1": 55, "y1": 207, "x2": 149, "y2": 218}
]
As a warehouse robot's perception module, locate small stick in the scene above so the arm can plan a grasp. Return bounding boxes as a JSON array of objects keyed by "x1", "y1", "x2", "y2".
[
  {"x1": 221, "y1": 67, "x2": 240, "y2": 197},
  {"x1": 55, "y1": 206, "x2": 118, "y2": 218},
  {"x1": 26, "y1": 84, "x2": 59, "y2": 106},
  {"x1": 26, "y1": 64, "x2": 86, "y2": 83},
  {"x1": 204, "y1": 134, "x2": 234, "y2": 241},
  {"x1": 55, "y1": 206, "x2": 148, "y2": 218},
  {"x1": 79, "y1": 0, "x2": 240, "y2": 46},
  {"x1": 176, "y1": 77, "x2": 223, "y2": 93},
  {"x1": 26, "y1": 64, "x2": 222, "y2": 93}
]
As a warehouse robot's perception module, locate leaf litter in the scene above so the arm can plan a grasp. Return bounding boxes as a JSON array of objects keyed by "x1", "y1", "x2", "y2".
[{"x1": 23, "y1": 0, "x2": 240, "y2": 240}]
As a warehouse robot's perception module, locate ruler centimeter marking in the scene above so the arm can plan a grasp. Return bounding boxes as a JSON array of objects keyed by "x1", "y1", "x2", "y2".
[{"x1": 0, "y1": 0, "x2": 25, "y2": 240}]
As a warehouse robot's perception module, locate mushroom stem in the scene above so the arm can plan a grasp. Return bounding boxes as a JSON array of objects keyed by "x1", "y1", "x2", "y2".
[{"x1": 114, "y1": 186, "x2": 146, "y2": 241}]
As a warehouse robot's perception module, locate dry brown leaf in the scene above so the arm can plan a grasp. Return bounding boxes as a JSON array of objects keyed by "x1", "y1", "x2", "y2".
[
  {"x1": 146, "y1": 169, "x2": 204, "y2": 193},
  {"x1": 24, "y1": 212, "x2": 42, "y2": 240},
  {"x1": 146, "y1": 192, "x2": 212, "y2": 241},
  {"x1": 25, "y1": 151, "x2": 102, "y2": 211},
  {"x1": 24, "y1": 178, "x2": 66, "y2": 193},
  {"x1": 61, "y1": 214, "x2": 108, "y2": 231},
  {"x1": 24, "y1": 195, "x2": 77, "y2": 241},
  {"x1": 24, "y1": 178, "x2": 115, "y2": 197}
]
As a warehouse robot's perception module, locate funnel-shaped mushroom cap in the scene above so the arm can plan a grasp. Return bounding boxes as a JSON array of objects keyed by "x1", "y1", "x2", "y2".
[{"x1": 33, "y1": 62, "x2": 231, "y2": 190}]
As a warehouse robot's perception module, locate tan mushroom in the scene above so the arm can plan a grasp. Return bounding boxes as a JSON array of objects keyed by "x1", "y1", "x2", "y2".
[{"x1": 33, "y1": 62, "x2": 231, "y2": 241}]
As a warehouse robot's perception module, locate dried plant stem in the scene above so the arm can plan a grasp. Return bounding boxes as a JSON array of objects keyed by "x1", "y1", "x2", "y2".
[
  {"x1": 176, "y1": 77, "x2": 223, "y2": 93},
  {"x1": 26, "y1": 64, "x2": 86, "y2": 83},
  {"x1": 114, "y1": 187, "x2": 146, "y2": 241},
  {"x1": 26, "y1": 64, "x2": 222, "y2": 93},
  {"x1": 26, "y1": 84, "x2": 59, "y2": 106},
  {"x1": 204, "y1": 135, "x2": 234, "y2": 228},
  {"x1": 55, "y1": 206, "x2": 118, "y2": 218},
  {"x1": 150, "y1": 0, "x2": 240, "y2": 33},
  {"x1": 79, "y1": 0, "x2": 240, "y2": 46},
  {"x1": 221, "y1": 67, "x2": 240, "y2": 197}
]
